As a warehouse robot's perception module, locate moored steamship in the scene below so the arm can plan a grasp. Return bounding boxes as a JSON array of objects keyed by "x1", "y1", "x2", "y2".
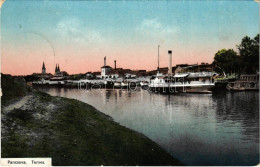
[{"x1": 149, "y1": 72, "x2": 216, "y2": 93}]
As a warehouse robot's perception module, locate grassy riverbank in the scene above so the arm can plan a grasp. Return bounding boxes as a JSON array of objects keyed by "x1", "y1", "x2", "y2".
[{"x1": 1, "y1": 74, "x2": 183, "y2": 166}]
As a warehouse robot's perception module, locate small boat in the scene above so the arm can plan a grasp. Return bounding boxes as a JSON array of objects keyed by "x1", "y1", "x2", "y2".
[
  {"x1": 140, "y1": 81, "x2": 149, "y2": 86},
  {"x1": 226, "y1": 83, "x2": 245, "y2": 91},
  {"x1": 114, "y1": 81, "x2": 121, "y2": 87},
  {"x1": 121, "y1": 81, "x2": 129, "y2": 88}
]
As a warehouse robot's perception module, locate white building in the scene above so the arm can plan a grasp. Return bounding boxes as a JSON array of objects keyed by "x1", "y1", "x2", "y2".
[{"x1": 101, "y1": 56, "x2": 112, "y2": 79}]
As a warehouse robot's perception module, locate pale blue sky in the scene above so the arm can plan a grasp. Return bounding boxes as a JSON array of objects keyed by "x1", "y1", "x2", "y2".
[{"x1": 1, "y1": 0, "x2": 259, "y2": 75}]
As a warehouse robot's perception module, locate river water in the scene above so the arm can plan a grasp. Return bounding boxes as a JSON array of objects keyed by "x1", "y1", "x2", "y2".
[{"x1": 38, "y1": 87, "x2": 259, "y2": 165}]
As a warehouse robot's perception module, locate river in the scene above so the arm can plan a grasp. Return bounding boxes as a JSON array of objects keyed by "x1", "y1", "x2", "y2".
[{"x1": 38, "y1": 87, "x2": 259, "y2": 165}]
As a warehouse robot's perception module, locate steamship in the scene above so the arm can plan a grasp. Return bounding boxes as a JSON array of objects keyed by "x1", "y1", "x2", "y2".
[
  {"x1": 149, "y1": 72, "x2": 216, "y2": 93},
  {"x1": 149, "y1": 49, "x2": 216, "y2": 93}
]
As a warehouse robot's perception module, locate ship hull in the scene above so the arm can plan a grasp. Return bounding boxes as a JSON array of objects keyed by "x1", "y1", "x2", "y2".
[{"x1": 149, "y1": 84, "x2": 214, "y2": 94}]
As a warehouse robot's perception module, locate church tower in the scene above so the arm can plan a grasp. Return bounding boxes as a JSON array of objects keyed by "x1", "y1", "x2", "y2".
[
  {"x1": 55, "y1": 64, "x2": 58, "y2": 75},
  {"x1": 42, "y1": 62, "x2": 46, "y2": 74},
  {"x1": 55, "y1": 64, "x2": 57, "y2": 73},
  {"x1": 55, "y1": 64, "x2": 61, "y2": 75},
  {"x1": 57, "y1": 64, "x2": 60, "y2": 73}
]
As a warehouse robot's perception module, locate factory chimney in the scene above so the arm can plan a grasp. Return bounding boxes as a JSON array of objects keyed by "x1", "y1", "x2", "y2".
[
  {"x1": 104, "y1": 56, "x2": 106, "y2": 66},
  {"x1": 114, "y1": 60, "x2": 117, "y2": 70},
  {"x1": 168, "y1": 50, "x2": 172, "y2": 76}
]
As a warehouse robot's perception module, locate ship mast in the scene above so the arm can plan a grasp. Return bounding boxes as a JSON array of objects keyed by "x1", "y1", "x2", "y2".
[{"x1": 157, "y1": 45, "x2": 160, "y2": 74}]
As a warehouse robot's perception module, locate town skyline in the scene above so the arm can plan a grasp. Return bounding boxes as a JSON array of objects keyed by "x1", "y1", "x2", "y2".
[
  {"x1": 34, "y1": 56, "x2": 214, "y2": 76},
  {"x1": 2, "y1": 1, "x2": 259, "y2": 75}
]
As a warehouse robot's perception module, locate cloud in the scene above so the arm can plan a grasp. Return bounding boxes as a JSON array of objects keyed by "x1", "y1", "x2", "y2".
[
  {"x1": 56, "y1": 17, "x2": 103, "y2": 44},
  {"x1": 136, "y1": 18, "x2": 178, "y2": 39}
]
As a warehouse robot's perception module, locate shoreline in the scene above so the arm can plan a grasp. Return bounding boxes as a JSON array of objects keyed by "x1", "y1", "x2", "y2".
[{"x1": 1, "y1": 74, "x2": 183, "y2": 166}]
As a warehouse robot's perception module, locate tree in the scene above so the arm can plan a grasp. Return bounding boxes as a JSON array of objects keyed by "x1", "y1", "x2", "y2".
[
  {"x1": 237, "y1": 34, "x2": 259, "y2": 74},
  {"x1": 213, "y1": 49, "x2": 240, "y2": 75}
]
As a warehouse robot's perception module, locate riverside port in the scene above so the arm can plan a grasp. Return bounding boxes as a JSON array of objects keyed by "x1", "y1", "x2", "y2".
[{"x1": 29, "y1": 50, "x2": 259, "y2": 92}]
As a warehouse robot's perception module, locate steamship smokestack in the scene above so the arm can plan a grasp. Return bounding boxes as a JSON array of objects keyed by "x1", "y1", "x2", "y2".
[
  {"x1": 168, "y1": 50, "x2": 172, "y2": 76},
  {"x1": 114, "y1": 60, "x2": 117, "y2": 70}
]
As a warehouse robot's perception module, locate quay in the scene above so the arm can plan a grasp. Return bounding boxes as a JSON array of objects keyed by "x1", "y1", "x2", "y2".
[
  {"x1": 30, "y1": 52, "x2": 259, "y2": 93},
  {"x1": 226, "y1": 74, "x2": 259, "y2": 91}
]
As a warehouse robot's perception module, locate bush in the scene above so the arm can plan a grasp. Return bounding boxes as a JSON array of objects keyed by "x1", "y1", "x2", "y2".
[{"x1": 1, "y1": 74, "x2": 29, "y2": 105}]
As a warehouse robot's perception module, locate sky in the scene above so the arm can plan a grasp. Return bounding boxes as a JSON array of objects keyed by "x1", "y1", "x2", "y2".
[{"x1": 1, "y1": 0, "x2": 259, "y2": 75}]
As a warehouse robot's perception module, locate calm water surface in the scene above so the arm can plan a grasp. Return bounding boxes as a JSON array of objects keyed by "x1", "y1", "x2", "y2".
[{"x1": 39, "y1": 88, "x2": 259, "y2": 165}]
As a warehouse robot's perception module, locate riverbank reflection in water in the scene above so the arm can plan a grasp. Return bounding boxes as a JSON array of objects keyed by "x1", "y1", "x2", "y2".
[{"x1": 38, "y1": 88, "x2": 259, "y2": 165}]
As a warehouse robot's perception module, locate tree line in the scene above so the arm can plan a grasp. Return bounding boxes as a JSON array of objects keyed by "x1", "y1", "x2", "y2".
[{"x1": 213, "y1": 34, "x2": 259, "y2": 75}]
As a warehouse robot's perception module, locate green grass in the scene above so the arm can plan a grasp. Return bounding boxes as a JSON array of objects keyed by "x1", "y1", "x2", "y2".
[{"x1": 1, "y1": 74, "x2": 183, "y2": 166}]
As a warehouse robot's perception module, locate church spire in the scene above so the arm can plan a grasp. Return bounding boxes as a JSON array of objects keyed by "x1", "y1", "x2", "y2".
[
  {"x1": 42, "y1": 62, "x2": 46, "y2": 69},
  {"x1": 55, "y1": 64, "x2": 57, "y2": 73},
  {"x1": 42, "y1": 62, "x2": 46, "y2": 74}
]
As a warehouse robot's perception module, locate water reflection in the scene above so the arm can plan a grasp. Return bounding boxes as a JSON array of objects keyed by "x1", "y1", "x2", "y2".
[
  {"x1": 38, "y1": 88, "x2": 259, "y2": 166},
  {"x1": 105, "y1": 91, "x2": 111, "y2": 102},
  {"x1": 114, "y1": 91, "x2": 118, "y2": 104},
  {"x1": 213, "y1": 92, "x2": 259, "y2": 143}
]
